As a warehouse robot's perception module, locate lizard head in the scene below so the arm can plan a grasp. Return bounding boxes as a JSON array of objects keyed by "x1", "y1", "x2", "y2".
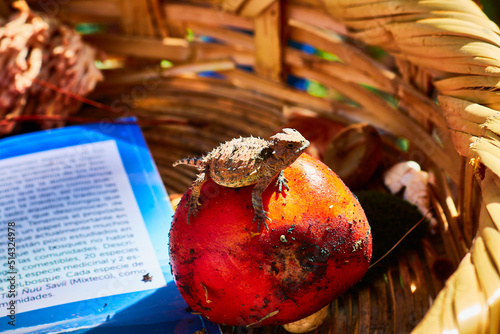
[{"x1": 269, "y1": 128, "x2": 310, "y2": 165}]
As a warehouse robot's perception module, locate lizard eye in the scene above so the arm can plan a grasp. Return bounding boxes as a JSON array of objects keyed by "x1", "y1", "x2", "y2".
[{"x1": 286, "y1": 143, "x2": 295, "y2": 149}]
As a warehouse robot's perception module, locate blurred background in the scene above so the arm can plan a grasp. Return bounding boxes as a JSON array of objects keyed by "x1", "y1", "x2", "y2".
[{"x1": 479, "y1": 0, "x2": 500, "y2": 24}]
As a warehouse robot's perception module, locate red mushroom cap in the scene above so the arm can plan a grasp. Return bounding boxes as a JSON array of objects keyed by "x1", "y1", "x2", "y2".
[{"x1": 169, "y1": 153, "x2": 372, "y2": 326}]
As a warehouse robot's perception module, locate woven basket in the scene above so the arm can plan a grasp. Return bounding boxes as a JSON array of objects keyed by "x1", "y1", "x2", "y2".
[{"x1": 4, "y1": 0, "x2": 500, "y2": 332}]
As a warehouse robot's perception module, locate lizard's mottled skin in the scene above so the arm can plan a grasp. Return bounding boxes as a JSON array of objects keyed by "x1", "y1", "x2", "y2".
[{"x1": 173, "y1": 128, "x2": 310, "y2": 231}]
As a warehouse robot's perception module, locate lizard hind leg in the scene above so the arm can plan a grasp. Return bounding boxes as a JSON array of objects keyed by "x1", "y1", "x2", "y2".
[
  {"x1": 252, "y1": 209, "x2": 272, "y2": 232},
  {"x1": 186, "y1": 170, "x2": 208, "y2": 224}
]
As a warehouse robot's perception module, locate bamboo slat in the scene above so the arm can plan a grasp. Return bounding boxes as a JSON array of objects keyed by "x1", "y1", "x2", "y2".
[
  {"x1": 254, "y1": 1, "x2": 283, "y2": 81},
  {"x1": 83, "y1": 34, "x2": 191, "y2": 60},
  {"x1": 164, "y1": 3, "x2": 254, "y2": 30},
  {"x1": 239, "y1": 0, "x2": 276, "y2": 17},
  {"x1": 119, "y1": 0, "x2": 156, "y2": 36},
  {"x1": 0, "y1": 0, "x2": 10, "y2": 18}
]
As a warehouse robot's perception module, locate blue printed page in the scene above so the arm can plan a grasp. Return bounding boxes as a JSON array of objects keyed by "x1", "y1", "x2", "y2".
[{"x1": 0, "y1": 121, "x2": 219, "y2": 334}]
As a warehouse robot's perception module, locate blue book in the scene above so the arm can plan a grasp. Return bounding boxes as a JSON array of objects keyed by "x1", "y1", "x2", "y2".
[{"x1": 0, "y1": 120, "x2": 220, "y2": 334}]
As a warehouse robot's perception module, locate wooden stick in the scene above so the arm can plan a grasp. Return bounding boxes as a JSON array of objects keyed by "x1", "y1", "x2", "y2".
[{"x1": 254, "y1": 1, "x2": 283, "y2": 82}]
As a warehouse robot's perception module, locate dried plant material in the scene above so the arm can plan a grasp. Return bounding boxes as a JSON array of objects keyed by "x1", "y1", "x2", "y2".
[
  {"x1": 169, "y1": 193, "x2": 183, "y2": 210},
  {"x1": 282, "y1": 305, "x2": 329, "y2": 333},
  {"x1": 324, "y1": 123, "x2": 382, "y2": 189},
  {"x1": 384, "y1": 161, "x2": 438, "y2": 228},
  {"x1": 0, "y1": 1, "x2": 102, "y2": 134},
  {"x1": 320, "y1": 0, "x2": 500, "y2": 100}
]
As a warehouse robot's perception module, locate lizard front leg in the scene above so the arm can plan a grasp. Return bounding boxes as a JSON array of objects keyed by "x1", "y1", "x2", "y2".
[
  {"x1": 275, "y1": 169, "x2": 289, "y2": 193},
  {"x1": 186, "y1": 170, "x2": 208, "y2": 224},
  {"x1": 251, "y1": 176, "x2": 274, "y2": 232}
]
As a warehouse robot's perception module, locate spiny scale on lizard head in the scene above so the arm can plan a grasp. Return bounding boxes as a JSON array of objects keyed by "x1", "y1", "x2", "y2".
[{"x1": 268, "y1": 128, "x2": 310, "y2": 166}]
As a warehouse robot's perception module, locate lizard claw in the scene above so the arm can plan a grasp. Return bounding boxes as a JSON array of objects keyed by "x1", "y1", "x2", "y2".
[
  {"x1": 276, "y1": 171, "x2": 289, "y2": 193},
  {"x1": 253, "y1": 210, "x2": 272, "y2": 232},
  {"x1": 185, "y1": 197, "x2": 200, "y2": 225}
]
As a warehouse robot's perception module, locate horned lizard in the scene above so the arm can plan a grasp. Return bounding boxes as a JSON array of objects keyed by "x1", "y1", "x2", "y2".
[{"x1": 173, "y1": 128, "x2": 310, "y2": 231}]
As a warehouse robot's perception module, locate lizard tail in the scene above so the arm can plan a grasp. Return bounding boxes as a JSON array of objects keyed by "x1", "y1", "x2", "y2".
[{"x1": 173, "y1": 157, "x2": 204, "y2": 169}]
